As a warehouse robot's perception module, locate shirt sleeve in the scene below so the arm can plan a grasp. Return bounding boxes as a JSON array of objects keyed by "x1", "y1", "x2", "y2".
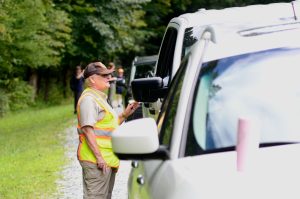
[{"x1": 79, "y1": 96, "x2": 98, "y2": 128}]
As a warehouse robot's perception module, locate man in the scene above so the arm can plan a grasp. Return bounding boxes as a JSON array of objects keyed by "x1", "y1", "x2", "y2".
[
  {"x1": 77, "y1": 62, "x2": 139, "y2": 199},
  {"x1": 107, "y1": 62, "x2": 116, "y2": 105},
  {"x1": 115, "y1": 67, "x2": 126, "y2": 107},
  {"x1": 70, "y1": 65, "x2": 84, "y2": 114}
]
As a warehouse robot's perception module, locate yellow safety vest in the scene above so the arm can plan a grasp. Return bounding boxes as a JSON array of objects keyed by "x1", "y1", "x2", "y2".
[{"x1": 77, "y1": 88, "x2": 120, "y2": 168}]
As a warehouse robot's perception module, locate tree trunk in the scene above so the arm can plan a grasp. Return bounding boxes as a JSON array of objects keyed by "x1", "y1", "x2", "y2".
[
  {"x1": 62, "y1": 66, "x2": 68, "y2": 98},
  {"x1": 44, "y1": 69, "x2": 50, "y2": 102},
  {"x1": 29, "y1": 69, "x2": 38, "y2": 100}
]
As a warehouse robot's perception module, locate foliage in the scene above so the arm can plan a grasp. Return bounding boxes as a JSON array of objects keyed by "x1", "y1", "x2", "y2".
[
  {"x1": 142, "y1": 0, "x2": 173, "y2": 54},
  {"x1": 0, "y1": 89, "x2": 9, "y2": 117},
  {"x1": 6, "y1": 78, "x2": 34, "y2": 111},
  {"x1": 37, "y1": 77, "x2": 66, "y2": 105},
  {"x1": 0, "y1": 0, "x2": 71, "y2": 76},
  {"x1": 57, "y1": 0, "x2": 150, "y2": 64},
  {"x1": 0, "y1": 78, "x2": 34, "y2": 116},
  {"x1": 0, "y1": 0, "x2": 71, "y2": 114}
]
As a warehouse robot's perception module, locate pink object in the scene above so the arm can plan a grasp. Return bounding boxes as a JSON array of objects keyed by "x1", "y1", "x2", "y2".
[{"x1": 236, "y1": 118, "x2": 260, "y2": 172}]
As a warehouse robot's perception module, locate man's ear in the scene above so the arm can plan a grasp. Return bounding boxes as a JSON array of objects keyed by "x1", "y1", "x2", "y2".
[{"x1": 88, "y1": 76, "x2": 96, "y2": 84}]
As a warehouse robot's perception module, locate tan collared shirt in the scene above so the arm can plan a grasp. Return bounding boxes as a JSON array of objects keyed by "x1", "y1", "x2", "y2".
[{"x1": 78, "y1": 88, "x2": 108, "y2": 129}]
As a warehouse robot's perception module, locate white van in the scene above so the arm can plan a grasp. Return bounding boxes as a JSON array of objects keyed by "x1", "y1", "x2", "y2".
[
  {"x1": 135, "y1": 1, "x2": 300, "y2": 117},
  {"x1": 114, "y1": 4, "x2": 300, "y2": 198}
]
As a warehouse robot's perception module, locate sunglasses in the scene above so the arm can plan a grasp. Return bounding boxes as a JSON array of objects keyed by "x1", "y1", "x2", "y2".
[{"x1": 97, "y1": 73, "x2": 112, "y2": 78}]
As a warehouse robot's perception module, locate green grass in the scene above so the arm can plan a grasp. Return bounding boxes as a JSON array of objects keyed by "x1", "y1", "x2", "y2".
[{"x1": 0, "y1": 104, "x2": 74, "y2": 199}]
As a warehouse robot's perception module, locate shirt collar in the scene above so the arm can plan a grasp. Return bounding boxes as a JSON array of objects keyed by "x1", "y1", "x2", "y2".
[{"x1": 90, "y1": 88, "x2": 108, "y2": 100}]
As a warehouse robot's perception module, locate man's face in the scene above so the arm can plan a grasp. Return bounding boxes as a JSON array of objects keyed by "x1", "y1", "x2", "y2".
[
  {"x1": 91, "y1": 73, "x2": 112, "y2": 90},
  {"x1": 118, "y1": 71, "x2": 124, "y2": 77}
]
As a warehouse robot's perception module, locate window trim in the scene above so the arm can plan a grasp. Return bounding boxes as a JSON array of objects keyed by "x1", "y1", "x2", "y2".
[
  {"x1": 178, "y1": 34, "x2": 212, "y2": 158},
  {"x1": 157, "y1": 56, "x2": 189, "y2": 149},
  {"x1": 178, "y1": 61, "x2": 202, "y2": 158}
]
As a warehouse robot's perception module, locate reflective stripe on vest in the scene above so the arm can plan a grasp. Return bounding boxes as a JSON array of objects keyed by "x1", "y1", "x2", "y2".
[{"x1": 77, "y1": 88, "x2": 119, "y2": 168}]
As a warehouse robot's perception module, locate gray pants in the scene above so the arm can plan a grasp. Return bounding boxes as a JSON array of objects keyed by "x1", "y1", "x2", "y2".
[{"x1": 80, "y1": 161, "x2": 116, "y2": 199}]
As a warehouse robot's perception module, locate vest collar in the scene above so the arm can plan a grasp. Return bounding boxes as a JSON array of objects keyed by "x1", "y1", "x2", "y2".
[{"x1": 88, "y1": 88, "x2": 108, "y2": 100}]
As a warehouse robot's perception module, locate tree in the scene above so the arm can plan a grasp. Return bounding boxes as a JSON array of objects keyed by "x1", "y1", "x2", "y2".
[
  {"x1": 0, "y1": 0, "x2": 71, "y2": 112},
  {"x1": 0, "y1": 0, "x2": 71, "y2": 72},
  {"x1": 142, "y1": 0, "x2": 173, "y2": 55},
  {"x1": 57, "y1": 0, "x2": 150, "y2": 66}
]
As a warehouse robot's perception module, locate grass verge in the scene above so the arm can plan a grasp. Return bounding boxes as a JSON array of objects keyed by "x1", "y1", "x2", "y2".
[{"x1": 0, "y1": 104, "x2": 74, "y2": 198}]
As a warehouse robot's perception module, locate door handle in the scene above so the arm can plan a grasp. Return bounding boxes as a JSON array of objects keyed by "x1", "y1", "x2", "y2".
[
  {"x1": 137, "y1": 174, "x2": 145, "y2": 185},
  {"x1": 131, "y1": 161, "x2": 139, "y2": 168}
]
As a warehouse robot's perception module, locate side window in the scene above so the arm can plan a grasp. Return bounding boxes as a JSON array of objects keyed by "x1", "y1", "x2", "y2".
[
  {"x1": 157, "y1": 57, "x2": 189, "y2": 148},
  {"x1": 184, "y1": 65, "x2": 215, "y2": 156},
  {"x1": 156, "y1": 27, "x2": 178, "y2": 79}
]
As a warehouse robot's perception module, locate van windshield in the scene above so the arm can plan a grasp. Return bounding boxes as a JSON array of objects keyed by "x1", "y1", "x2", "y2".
[{"x1": 186, "y1": 47, "x2": 300, "y2": 155}]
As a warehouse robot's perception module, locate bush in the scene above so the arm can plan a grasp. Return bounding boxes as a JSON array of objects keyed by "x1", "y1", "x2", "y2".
[
  {"x1": 8, "y1": 79, "x2": 34, "y2": 111},
  {"x1": 36, "y1": 77, "x2": 67, "y2": 105},
  {"x1": 0, "y1": 89, "x2": 10, "y2": 117},
  {"x1": 0, "y1": 78, "x2": 34, "y2": 116},
  {"x1": 46, "y1": 83, "x2": 65, "y2": 105}
]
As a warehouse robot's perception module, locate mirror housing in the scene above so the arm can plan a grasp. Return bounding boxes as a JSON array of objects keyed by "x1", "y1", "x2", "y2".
[
  {"x1": 112, "y1": 118, "x2": 159, "y2": 154},
  {"x1": 112, "y1": 118, "x2": 169, "y2": 160},
  {"x1": 131, "y1": 77, "x2": 168, "y2": 102},
  {"x1": 116, "y1": 146, "x2": 169, "y2": 160}
]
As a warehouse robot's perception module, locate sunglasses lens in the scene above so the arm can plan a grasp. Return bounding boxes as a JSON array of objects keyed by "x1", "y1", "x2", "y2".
[{"x1": 100, "y1": 74, "x2": 111, "y2": 78}]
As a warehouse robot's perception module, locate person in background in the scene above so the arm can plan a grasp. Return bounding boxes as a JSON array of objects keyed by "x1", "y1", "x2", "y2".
[
  {"x1": 115, "y1": 67, "x2": 126, "y2": 107},
  {"x1": 107, "y1": 62, "x2": 116, "y2": 105},
  {"x1": 77, "y1": 61, "x2": 139, "y2": 199},
  {"x1": 70, "y1": 65, "x2": 84, "y2": 114}
]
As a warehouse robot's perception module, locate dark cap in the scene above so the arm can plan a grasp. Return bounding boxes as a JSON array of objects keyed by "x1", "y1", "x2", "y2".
[{"x1": 83, "y1": 62, "x2": 115, "y2": 79}]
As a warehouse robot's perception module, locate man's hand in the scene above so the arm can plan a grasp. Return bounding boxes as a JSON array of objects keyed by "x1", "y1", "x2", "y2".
[
  {"x1": 96, "y1": 156, "x2": 110, "y2": 174},
  {"x1": 108, "y1": 77, "x2": 117, "y2": 82},
  {"x1": 123, "y1": 101, "x2": 140, "y2": 117},
  {"x1": 82, "y1": 126, "x2": 111, "y2": 173},
  {"x1": 119, "y1": 101, "x2": 140, "y2": 124}
]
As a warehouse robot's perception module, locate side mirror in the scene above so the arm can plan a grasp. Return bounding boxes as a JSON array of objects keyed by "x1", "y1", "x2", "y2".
[
  {"x1": 112, "y1": 118, "x2": 169, "y2": 160},
  {"x1": 131, "y1": 77, "x2": 168, "y2": 102}
]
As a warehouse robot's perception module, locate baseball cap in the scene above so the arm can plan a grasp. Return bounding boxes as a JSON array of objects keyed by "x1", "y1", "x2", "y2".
[{"x1": 83, "y1": 62, "x2": 115, "y2": 79}]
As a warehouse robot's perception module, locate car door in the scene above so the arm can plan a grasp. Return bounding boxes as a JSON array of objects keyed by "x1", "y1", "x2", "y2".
[{"x1": 128, "y1": 57, "x2": 190, "y2": 199}]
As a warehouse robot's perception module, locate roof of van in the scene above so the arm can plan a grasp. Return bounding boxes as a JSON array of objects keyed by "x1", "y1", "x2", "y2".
[
  {"x1": 202, "y1": 25, "x2": 300, "y2": 62},
  {"x1": 171, "y1": 1, "x2": 300, "y2": 54},
  {"x1": 172, "y1": 2, "x2": 300, "y2": 28}
]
